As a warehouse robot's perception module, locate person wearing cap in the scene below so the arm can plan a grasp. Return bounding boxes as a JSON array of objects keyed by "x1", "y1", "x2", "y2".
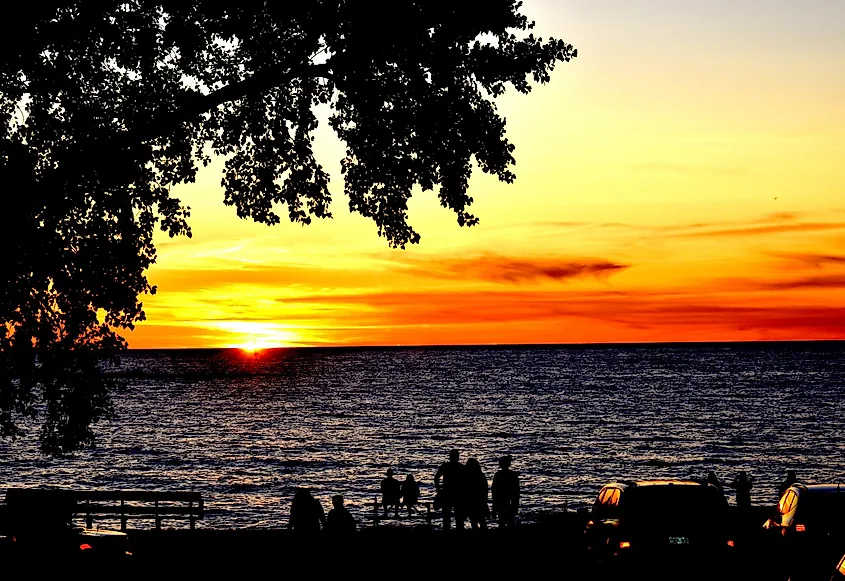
[
  {"x1": 381, "y1": 468, "x2": 402, "y2": 517},
  {"x1": 491, "y1": 455, "x2": 520, "y2": 528}
]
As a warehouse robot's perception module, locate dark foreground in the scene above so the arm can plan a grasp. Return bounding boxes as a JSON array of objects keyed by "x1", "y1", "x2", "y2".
[{"x1": 7, "y1": 508, "x2": 837, "y2": 580}]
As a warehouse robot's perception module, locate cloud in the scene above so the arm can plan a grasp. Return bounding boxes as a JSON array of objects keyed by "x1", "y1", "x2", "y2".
[
  {"x1": 278, "y1": 288, "x2": 845, "y2": 336},
  {"x1": 528, "y1": 212, "x2": 808, "y2": 237},
  {"x1": 645, "y1": 212, "x2": 845, "y2": 241},
  {"x1": 133, "y1": 280, "x2": 845, "y2": 347},
  {"x1": 667, "y1": 221, "x2": 845, "y2": 239},
  {"x1": 148, "y1": 251, "x2": 631, "y2": 295},
  {"x1": 130, "y1": 208, "x2": 845, "y2": 347},
  {"x1": 389, "y1": 254, "x2": 630, "y2": 284},
  {"x1": 149, "y1": 263, "x2": 379, "y2": 291},
  {"x1": 758, "y1": 275, "x2": 845, "y2": 291},
  {"x1": 761, "y1": 212, "x2": 800, "y2": 223},
  {"x1": 591, "y1": 212, "x2": 835, "y2": 240},
  {"x1": 745, "y1": 252, "x2": 845, "y2": 290},
  {"x1": 771, "y1": 252, "x2": 845, "y2": 268}
]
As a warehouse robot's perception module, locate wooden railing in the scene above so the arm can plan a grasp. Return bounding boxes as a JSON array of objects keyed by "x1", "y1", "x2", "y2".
[
  {"x1": 370, "y1": 497, "x2": 434, "y2": 527},
  {"x1": 366, "y1": 492, "x2": 582, "y2": 528},
  {"x1": 4, "y1": 488, "x2": 204, "y2": 531}
]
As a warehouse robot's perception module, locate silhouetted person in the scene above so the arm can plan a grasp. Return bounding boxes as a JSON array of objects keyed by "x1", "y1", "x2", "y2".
[
  {"x1": 731, "y1": 471, "x2": 753, "y2": 510},
  {"x1": 706, "y1": 471, "x2": 724, "y2": 493},
  {"x1": 491, "y1": 455, "x2": 520, "y2": 528},
  {"x1": 381, "y1": 468, "x2": 402, "y2": 517},
  {"x1": 434, "y1": 449, "x2": 466, "y2": 530},
  {"x1": 778, "y1": 470, "x2": 797, "y2": 499},
  {"x1": 325, "y1": 494, "x2": 357, "y2": 533},
  {"x1": 464, "y1": 457, "x2": 489, "y2": 530},
  {"x1": 288, "y1": 487, "x2": 326, "y2": 531},
  {"x1": 401, "y1": 474, "x2": 421, "y2": 516}
]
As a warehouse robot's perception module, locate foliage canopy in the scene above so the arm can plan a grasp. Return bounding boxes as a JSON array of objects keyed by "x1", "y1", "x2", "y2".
[{"x1": 0, "y1": 0, "x2": 576, "y2": 454}]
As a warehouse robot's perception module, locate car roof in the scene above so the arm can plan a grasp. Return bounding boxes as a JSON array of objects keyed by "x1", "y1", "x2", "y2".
[
  {"x1": 603, "y1": 479, "x2": 707, "y2": 490},
  {"x1": 790, "y1": 483, "x2": 844, "y2": 495}
]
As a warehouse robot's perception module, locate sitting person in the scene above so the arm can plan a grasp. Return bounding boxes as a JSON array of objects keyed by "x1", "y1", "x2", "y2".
[
  {"x1": 380, "y1": 468, "x2": 402, "y2": 517},
  {"x1": 325, "y1": 494, "x2": 357, "y2": 533},
  {"x1": 401, "y1": 474, "x2": 421, "y2": 515},
  {"x1": 288, "y1": 487, "x2": 326, "y2": 532}
]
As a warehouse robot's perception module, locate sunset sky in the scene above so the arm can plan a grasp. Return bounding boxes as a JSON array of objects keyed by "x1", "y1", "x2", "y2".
[{"x1": 128, "y1": 0, "x2": 845, "y2": 349}]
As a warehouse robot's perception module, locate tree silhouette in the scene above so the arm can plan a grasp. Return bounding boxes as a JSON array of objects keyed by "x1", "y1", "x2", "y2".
[{"x1": 1, "y1": 1, "x2": 576, "y2": 454}]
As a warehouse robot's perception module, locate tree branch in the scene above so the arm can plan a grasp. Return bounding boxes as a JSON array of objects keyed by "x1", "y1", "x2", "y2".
[
  {"x1": 198, "y1": 61, "x2": 332, "y2": 114},
  {"x1": 126, "y1": 61, "x2": 334, "y2": 148}
]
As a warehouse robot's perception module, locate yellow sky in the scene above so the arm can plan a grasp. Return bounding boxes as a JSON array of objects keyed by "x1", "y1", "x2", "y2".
[{"x1": 128, "y1": 0, "x2": 845, "y2": 348}]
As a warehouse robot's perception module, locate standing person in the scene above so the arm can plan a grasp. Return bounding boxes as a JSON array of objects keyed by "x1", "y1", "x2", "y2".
[
  {"x1": 464, "y1": 458, "x2": 490, "y2": 530},
  {"x1": 778, "y1": 470, "x2": 797, "y2": 500},
  {"x1": 401, "y1": 474, "x2": 421, "y2": 516},
  {"x1": 325, "y1": 494, "x2": 357, "y2": 533},
  {"x1": 731, "y1": 471, "x2": 753, "y2": 510},
  {"x1": 380, "y1": 468, "x2": 402, "y2": 517},
  {"x1": 434, "y1": 449, "x2": 466, "y2": 530},
  {"x1": 491, "y1": 455, "x2": 520, "y2": 528},
  {"x1": 706, "y1": 471, "x2": 724, "y2": 493},
  {"x1": 288, "y1": 487, "x2": 326, "y2": 531}
]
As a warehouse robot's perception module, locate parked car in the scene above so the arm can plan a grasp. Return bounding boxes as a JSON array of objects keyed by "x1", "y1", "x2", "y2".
[
  {"x1": 762, "y1": 484, "x2": 845, "y2": 581},
  {"x1": 77, "y1": 527, "x2": 132, "y2": 560},
  {"x1": 584, "y1": 479, "x2": 735, "y2": 565},
  {"x1": 3, "y1": 488, "x2": 131, "y2": 561},
  {"x1": 764, "y1": 484, "x2": 845, "y2": 543},
  {"x1": 830, "y1": 552, "x2": 845, "y2": 581}
]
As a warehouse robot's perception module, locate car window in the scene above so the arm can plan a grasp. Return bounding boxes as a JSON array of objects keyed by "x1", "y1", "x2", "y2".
[
  {"x1": 592, "y1": 488, "x2": 608, "y2": 514},
  {"x1": 623, "y1": 486, "x2": 726, "y2": 529},
  {"x1": 778, "y1": 490, "x2": 797, "y2": 515},
  {"x1": 794, "y1": 491, "x2": 845, "y2": 526},
  {"x1": 593, "y1": 487, "x2": 622, "y2": 520}
]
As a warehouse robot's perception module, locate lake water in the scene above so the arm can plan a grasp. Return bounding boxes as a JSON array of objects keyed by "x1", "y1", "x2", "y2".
[{"x1": 1, "y1": 342, "x2": 843, "y2": 529}]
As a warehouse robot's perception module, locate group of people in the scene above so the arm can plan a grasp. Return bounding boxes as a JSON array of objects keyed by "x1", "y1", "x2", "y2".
[
  {"x1": 288, "y1": 488, "x2": 358, "y2": 533},
  {"x1": 287, "y1": 449, "x2": 521, "y2": 532},
  {"x1": 379, "y1": 469, "x2": 420, "y2": 517},
  {"x1": 291, "y1": 457, "x2": 796, "y2": 533},
  {"x1": 433, "y1": 449, "x2": 520, "y2": 531},
  {"x1": 704, "y1": 469, "x2": 798, "y2": 509}
]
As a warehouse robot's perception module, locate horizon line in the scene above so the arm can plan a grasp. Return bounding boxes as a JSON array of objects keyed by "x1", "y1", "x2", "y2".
[{"x1": 127, "y1": 338, "x2": 845, "y2": 351}]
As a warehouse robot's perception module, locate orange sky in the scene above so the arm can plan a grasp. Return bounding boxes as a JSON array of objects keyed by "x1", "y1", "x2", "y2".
[{"x1": 128, "y1": 0, "x2": 845, "y2": 349}]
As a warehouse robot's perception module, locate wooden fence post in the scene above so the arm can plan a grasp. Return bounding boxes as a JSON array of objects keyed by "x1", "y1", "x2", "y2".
[{"x1": 86, "y1": 499, "x2": 93, "y2": 529}]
